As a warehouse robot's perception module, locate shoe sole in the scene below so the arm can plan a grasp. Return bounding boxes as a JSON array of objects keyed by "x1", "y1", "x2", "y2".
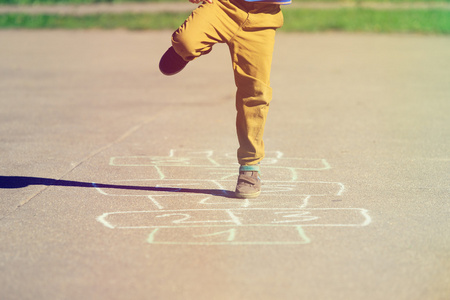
[
  {"x1": 159, "y1": 47, "x2": 188, "y2": 76},
  {"x1": 235, "y1": 190, "x2": 261, "y2": 199},
  {"x1": 159, "y1": 66, "x2": 186, "y2": 76}
]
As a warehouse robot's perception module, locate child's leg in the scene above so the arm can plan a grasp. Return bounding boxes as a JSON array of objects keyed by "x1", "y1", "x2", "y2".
[
  {"x1": 160, "y1": 1, "x2": 245, "y2": 75},
  {"x1": 231, "y1": 4, "x2": 283, "y2": 199},
  {"x1": 171, "y1": 1, "x2": 235, "y2": 62},
  {"x1": 229, "y1": 4, "x2": 283, "y2": 167}
]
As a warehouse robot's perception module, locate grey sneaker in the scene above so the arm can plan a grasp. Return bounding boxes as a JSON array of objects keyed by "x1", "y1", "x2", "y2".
[
  {"x1": 159, "y1": 46, "x2": 188, "y2": 76},
  {"x1": 235, "y1": 171, "x2": 261, "y2": 199}
]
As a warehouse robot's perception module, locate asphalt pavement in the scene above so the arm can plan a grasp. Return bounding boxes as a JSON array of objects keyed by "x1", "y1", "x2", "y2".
[{"x1": 0, "y1": 30, "x2": 449, "y2": 300}]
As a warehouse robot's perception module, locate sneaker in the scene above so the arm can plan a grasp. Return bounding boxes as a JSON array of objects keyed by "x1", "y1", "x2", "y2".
[
  {"x1": 159, "y1": 46, "x2": 188, "y2": 76},
  {"x1": 235, "y1": 171, "x2": 261, "y2": 199}
]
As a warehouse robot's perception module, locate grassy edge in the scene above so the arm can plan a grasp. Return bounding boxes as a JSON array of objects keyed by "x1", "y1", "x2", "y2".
[
  {"x1": 0, "y1": 12, "x2": 190, "y2": 29},
  {"x1": 1, "y1": 0, "x2": 450, "y2": 4},
  {"x1": 0, "y1": 9, "x2": 450, "y2": 34},
  {"x1": 282, "y1": 8, "x2": 450, "y2": 34}
]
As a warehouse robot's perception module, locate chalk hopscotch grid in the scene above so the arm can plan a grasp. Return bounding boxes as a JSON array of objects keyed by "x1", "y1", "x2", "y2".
[
  {"x1": 146, "y1": 227, "x2": 312, "y2": 246},
  {"x1": 96, "y1": 149, "x2": 372, "y2": 245},
  {"x1": 92, "y1": 179, "x2": 345, "y2": 197},
  {"x1": 97, "y1": 208, "x2": 372, "y2": 229}
]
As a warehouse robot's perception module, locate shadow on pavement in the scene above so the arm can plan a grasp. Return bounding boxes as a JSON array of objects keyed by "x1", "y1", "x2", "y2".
[{"x1": 0, "y1": 176, "x2": 235, "y2": 198}]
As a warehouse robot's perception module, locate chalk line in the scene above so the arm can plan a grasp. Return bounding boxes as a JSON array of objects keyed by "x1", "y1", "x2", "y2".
[{"x1": 96, "y1": 208, "x2": 372, "y2": 229}]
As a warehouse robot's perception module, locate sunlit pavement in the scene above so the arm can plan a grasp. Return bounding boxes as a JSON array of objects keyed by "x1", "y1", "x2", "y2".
[{"x1": 0, "y1": 30, "x2": 449, "y2": 300}]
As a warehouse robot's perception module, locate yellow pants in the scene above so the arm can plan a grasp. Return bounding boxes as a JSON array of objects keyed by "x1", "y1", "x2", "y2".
[{"x1": 172, "y1": 0, "x2": 284, "y2": 166}]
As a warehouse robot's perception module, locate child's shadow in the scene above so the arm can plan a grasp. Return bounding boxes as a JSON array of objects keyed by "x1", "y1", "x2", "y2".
[{"x1": 0, "y1": 176, "x2": 235, "y2": 198}]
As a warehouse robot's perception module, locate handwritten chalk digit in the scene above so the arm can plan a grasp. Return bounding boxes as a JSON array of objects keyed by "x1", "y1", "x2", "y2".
[
  {"x1": 295, "y1": 226, "x2": 311, "y2": 244},
  {"x1": 147, "y1": 228, "x2": 160, "y2": 243},
  {"x1": 155, "y1": 213, "x2": 192, "y2": 224},
  {"x1": 272, "y1": 211, "x2": 319, "y2": 224},
  {"x1": 193, "y1": 228, "x2": 237, "y2": 242}
]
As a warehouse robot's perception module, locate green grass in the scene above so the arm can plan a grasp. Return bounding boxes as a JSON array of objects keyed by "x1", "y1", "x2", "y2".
[
  {"x1": 1, "y1": 0, "x2": 449, "y2": 4},
  {"x1": 0, "y1": 12, "x2": 189, "y2": 29},
  {"x1": 0, "y1": 0, "x2": 183, "y2": 4},
  {"x1": 1, "y1": 9, "x2": 449, "y2": 34},
  {"x1": 293, "y1": 0, "x2": 450, "y2": 2},
  {"x1": 282, "y1": 9, "x2": 450, "y2": 34}
]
